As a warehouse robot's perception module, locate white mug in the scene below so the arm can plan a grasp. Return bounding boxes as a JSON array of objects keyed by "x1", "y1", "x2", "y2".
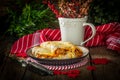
[{"x1": 58, "y1": 16, "x2": 96, "y2": 46}]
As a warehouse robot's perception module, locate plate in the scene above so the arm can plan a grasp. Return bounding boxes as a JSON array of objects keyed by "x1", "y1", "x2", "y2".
[{"x1": 26, "y1": 46, "x2": 89, "y2": 65}]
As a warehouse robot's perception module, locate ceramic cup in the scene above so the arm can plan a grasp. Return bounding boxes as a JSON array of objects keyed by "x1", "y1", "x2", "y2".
[{"x1": 58, "y1": 16, "x2": 96, "y2": 46}]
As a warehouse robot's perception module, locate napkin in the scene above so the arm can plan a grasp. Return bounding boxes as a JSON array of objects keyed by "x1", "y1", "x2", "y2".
[{"x1": 10, "y1": 22, "x2": 120, "y2": 57}]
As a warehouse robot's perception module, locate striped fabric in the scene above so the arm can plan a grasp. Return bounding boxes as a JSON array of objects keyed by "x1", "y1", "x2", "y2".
[
  {"x1": 26, "y1": 57, "x2": 88, "y2": 70},
  {"x1": 10, "y1": 22, "x2": 120, "y2": 57},
  {"x1": 42, "y1": 57, "x2": 88, "y2": 70}
]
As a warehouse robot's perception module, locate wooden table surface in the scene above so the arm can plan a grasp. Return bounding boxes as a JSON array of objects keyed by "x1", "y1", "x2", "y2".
[{"x1": 0, "y1": 46, "x2": 120, "y2": 80}]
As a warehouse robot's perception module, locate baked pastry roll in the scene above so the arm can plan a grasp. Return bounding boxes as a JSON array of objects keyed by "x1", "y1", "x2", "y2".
[{"x1": 32, "y1": 41, "x2": 83, "y2": 59}]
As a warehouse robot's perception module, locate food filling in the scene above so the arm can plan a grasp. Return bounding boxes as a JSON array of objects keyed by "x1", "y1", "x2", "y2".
[{"x1": 31, "y1": 41, "x2": 83, "y2": 59}]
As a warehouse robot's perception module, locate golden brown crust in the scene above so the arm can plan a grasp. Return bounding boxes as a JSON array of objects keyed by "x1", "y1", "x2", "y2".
[{"x1": 32, "y1": 41, "x2": 83, "y2": 59}]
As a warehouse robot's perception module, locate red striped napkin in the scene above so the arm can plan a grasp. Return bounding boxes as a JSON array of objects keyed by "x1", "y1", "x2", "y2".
[{"x1": 10, "y1": 22, "x2": 120, "y2": 57}]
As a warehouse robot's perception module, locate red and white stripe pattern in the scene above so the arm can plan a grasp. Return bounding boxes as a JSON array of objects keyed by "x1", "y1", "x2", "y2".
[
  {"x1": 26, "y1": 57, "x2": 88, "y2": 70},
  {"x1": 43, "y1": 58, "x2": 88, "y2": 70},
  {"x1": 106, "y1": 33, "x2": 120, "y2": 51},
  {"x1": 10, "y1": 22, "x2": 120, "y2": 57}
]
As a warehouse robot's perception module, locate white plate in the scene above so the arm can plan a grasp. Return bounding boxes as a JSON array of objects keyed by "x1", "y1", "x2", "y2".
[{"x1": 26, "y1": 46, "x2": 89, "y2": 65}]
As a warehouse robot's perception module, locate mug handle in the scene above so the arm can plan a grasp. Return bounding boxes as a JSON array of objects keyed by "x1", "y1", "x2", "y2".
[{"x1": 80, "y1": 23, "x2": 96, "y2": 46}]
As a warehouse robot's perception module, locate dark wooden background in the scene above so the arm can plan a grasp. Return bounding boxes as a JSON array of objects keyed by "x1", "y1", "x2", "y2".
[
  {"x1": 0, "y1": 35, "x2": 120, "y2": 80},
  {"x1": 0, "y1": 0, "x2": 120, "y2": 80}
]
